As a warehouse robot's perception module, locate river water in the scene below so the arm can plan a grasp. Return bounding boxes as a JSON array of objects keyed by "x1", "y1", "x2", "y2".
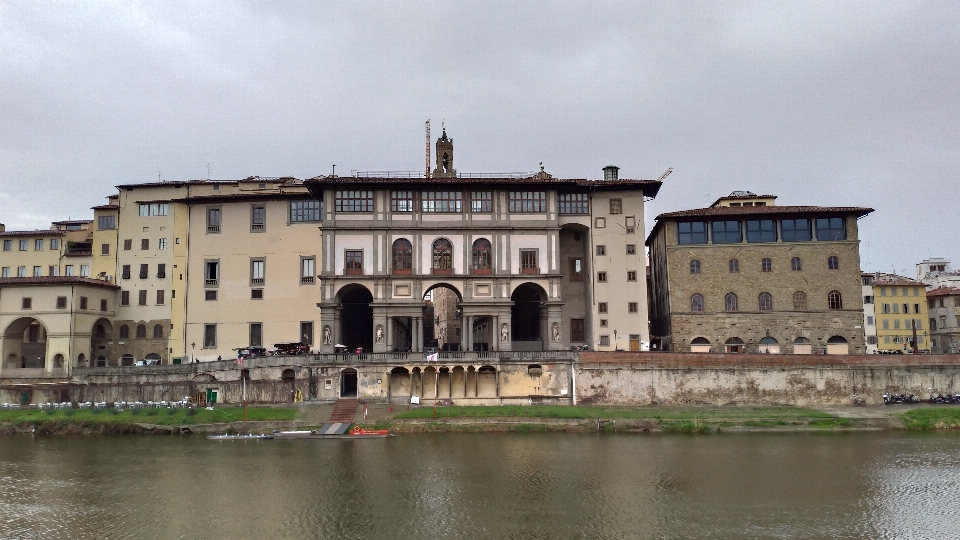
[{"x1": 2, "y1": 432, "x2": 959, "y2": 539}]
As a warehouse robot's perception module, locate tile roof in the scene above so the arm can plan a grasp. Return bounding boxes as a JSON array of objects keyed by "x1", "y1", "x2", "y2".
[
  {"x1": 927, "y1": 286, "x2": 960, "y2": 297},
  {"x1": 656, "y1": 205, "x2": 873, "y2": 219},
  {"x1": 872, "y1": 275, "x2": 926, "y2": 287},
  {"x1": 303, "y1": 176, "x2": 663, "y2": 197},
  {"x1": 52, "y1": 220, "x2": 93, "y2": 225},
  {"x1": 0, "y1": 230, "x2": 66, "y2": 237},
  {"x1": 116, "y1": 177, "x2": 301, "y2": 189},
  {"x1": 92, "y1": 204, "x2": 120, "y2": 210},
  {"x1": 0, "y1": 276, "x2": 120, "y2": 289}
]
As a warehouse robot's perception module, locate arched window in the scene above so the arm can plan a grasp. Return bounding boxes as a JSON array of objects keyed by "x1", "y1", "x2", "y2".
[
  {"x1": 119, "y1": 324, "x2": 129, "y2": 339},
  {"x1": 828, "y1": 256, "x2": 839, "y2": 270},
  {"x1": 392, "y1": 238, "x2": 412, "y2": 275},
  {"x1": 136, "y1": 324, "x2": 146, "y2": 338},
  {"x1": 472, "y1": 238, "x2": 492, "y2": 274},
  {"x1": 758, "y1": 292, "x2": 773, "y2": 311},
  {"x1": 828, "y1": 290, "x2": 843, "y2": 310},
  {"x1": 691, "y1": 293, "x2": 704, "y2": 312},
  {"x1": 761, "y1": 258, "x2": 772, "y2": 272},
  {"x1": 153, "y1": 324, "x2": 164, "y2": 338},
  {"x1": 793, "y1": 291, "x2": 807, "y2": 310},
  {"x1": 690, "y1": 260, "x2": 701, "y2": 274},
  {"x1": 791, "y1": 257, "x2": 802, "y2": 271},
  {"x1": 95, "y1": 324, "x2": 106, "y2": 338},
  {"x1": 729, "y1": 259, "x2": 739, "y2": 272},
  {"x1": 432, "y1": 238, "x2": 453, "y2": 274},
  {"x1": 725, "y1": 293, "x2": 739, "y2": 312}
]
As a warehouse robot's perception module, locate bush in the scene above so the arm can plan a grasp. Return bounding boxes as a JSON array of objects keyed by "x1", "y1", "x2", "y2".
[
  {"x1": 187, "y1": 408, "x2": 198, "y2": 416},
  {"x1": 64, "y1": 409, "x2": 76, "y2": 417},
  {"x1": 130, "y1": 409, "x2": 140, "y2": 415},
  {"x1": 166, "y1": 408, "x2": 177, "y2": 416},
  {"x1": 145, "y1": 409, "x2": 159, "y2": 416}
]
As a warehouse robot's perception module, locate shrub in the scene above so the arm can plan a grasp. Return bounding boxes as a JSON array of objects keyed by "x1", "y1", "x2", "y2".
[
  {"x1": 187, "y1": 408, "x2": 198, "y2": 416},
  {"x1": 166, "y1": 408, "x2": 177, "y2": 416},
  {"x1": 145, "y1": 409, "x2": 159, "y2": 416}
]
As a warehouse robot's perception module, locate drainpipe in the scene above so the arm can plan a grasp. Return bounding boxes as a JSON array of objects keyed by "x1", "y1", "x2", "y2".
[{"x1": 570, "y1": 361, "x2": 577, "y2": 405}]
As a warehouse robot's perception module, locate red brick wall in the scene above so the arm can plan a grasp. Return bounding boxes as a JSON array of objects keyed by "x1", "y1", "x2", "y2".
[{"x1": 580, "y1": 351, "x2": 960, "y2": 369}]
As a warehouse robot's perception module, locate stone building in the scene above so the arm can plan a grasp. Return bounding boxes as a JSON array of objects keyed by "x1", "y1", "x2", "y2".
[
  {"x1": 926, "y1": 286, "x2": 960, "y2": 354},
  {"x1": 872, "y1": 274, "x2": 930, "y2": 353},
  {"x1": 647, "y1": 191, "x2": 872, "y2": 354}
]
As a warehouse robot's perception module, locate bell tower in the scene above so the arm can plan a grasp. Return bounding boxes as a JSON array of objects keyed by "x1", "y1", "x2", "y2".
[{"x1": 432, "y1": 125, "x2": 456, "y2": 178}]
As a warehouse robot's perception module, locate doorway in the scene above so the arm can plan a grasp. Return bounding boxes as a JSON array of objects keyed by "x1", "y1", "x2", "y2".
[
  {"x1": 340, "y1": 286, "x2": 373, "y2": 351},
  {"x1": 340, "y1": 368, "x2": 358, "y2": 398}
]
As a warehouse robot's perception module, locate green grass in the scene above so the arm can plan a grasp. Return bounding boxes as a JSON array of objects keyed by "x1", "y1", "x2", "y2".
[
  {"x1": 393, "y1": 405, "x2": 835, "y2": 421},
  {"x1": 0, "y1": 407, "x2": 298, "y2": 427},
  {"x1": 902, "y1": 408, "x2": 960, "y2": 430}
]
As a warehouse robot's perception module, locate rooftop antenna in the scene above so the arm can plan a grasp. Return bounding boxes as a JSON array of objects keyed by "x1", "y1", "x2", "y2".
[
  {"x1": 425, "y1": 120, "x2": 431, "y2": 178},
  {"x1": 332, "y1": 164, "x2": 336, "y2": 177},
  {"x1": 206, "y1": 163, "x2": 210, "y2": 180},
  {"x1": 656, "y1": 168, "x2": 673, "y2": 182}
]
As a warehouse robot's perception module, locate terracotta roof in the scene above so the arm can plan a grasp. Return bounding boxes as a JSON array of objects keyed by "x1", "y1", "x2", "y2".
[
  {"x1": 176, "y1": 191, "x2": 314, "y2": 204},
  {"x1": 52, "y1": 220, "x2": 92, "y2": 225},
  {"x1": 0, "y1": 230, "x2": 66, "y2": 237},
  {"x1": 709, "y1": 194, "x2": 778, "y2": 207},
  {"x1": 656, "y1": 205, "x2": 873, "y2": 219},
  {"x1": 0, "y1": 276, "x2": 120, "y2": 289},
  {"x1": 92, "y1": 204, "x2": 120, "y2": 210},
  {"x1": 116, "y1": 177, "x2": 300, "y2": 189},
  {"x1": 303, "y1": 176, "x2": 662, "y2": 197},
  {"x1": 873, "y1": 276, "x2": 926, "y2": 287},
  {"x1": 927, "y1": 286, "x2": 960, "y2": 297}
]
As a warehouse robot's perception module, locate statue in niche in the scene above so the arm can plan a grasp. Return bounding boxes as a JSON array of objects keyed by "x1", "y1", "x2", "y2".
[
  {"x1": 552, "y1": 322, "x2": 560, "y2": 342},
  {"x1": 375, "y1": 325, "x2": 384, "y2": 344},
  {"x1": 323, "y1": 325, "x2": 332, "y2": 345},
  {"x1": 501, "y1": 323, "x2": 509, "y2": 343}
]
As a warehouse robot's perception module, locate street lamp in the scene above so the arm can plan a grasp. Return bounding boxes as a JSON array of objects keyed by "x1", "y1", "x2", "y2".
[{"x1": 191, "y1": 342, "x2": 195, "y2": 364}]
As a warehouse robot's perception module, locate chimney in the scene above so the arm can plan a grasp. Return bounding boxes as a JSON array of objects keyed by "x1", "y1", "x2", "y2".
[
  {"x1": 0, "y1": 223, "x2": 5, "y2": 232},
  {"x1": 602, "y1": 166, "x2": 619, "y2": 181}
]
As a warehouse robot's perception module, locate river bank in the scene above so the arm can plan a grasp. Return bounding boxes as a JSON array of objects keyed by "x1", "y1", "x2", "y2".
[{"x1": 4, "y1": 403, "x2": 960, "y2": 435}]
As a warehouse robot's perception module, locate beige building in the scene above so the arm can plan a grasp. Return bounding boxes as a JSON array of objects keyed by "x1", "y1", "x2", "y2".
[
  {"x1": 1, "y1": 221, "x2": 93, "y2": 280},
  {"x1": 872, "y1": 274, "x2": 930, "y2": 353},
  {"x1": 926, "y1": 286, "x2": 960, "y2": 354},
  {"x1": 647, "y1": 191, "x2": 872, "y2": 354}
]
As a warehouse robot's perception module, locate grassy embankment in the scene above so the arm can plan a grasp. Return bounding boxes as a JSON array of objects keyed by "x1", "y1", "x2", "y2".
[
  {"x1": 901, "y1": 408, "x2": 960, "y2": 430},
  {"x1": 390, "y1": 405, "x2": 850, "y2": 433},
  {"x1": 0, "y1": 407, "x2": 298, "y2": 434}
]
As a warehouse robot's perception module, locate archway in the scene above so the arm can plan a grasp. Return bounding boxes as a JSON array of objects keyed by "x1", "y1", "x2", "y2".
[
  {"x1": 2, "y1": 317, "x2": 48, "y2": 369},
  {"x1": 389, "y1": 367, "x2": 411, "y2": 402},
  {"x1": 724, "y1": 337, "x2": 745, "y2": 354},
  {"x1": 339, "y1": 368, "x2": 358, "y2": 398},
  {"x1": 477, "y1": 366, "x2": 497, "y2": 398},
  {"x1": 826, "y1": 336, "x2": 849, "y2": 355},
  {"x1": 339, "y1": 285, "x2": 373, "y2": 351},
  {"x1": 690, "y1": 337, "x2": 711, "y2": 353},
  {"x1": 759, "y1": 336, "x2": 779, "y2": 354},
  {"x1": 91, "y1": 318, "x2": 113, "y2": 367},
  {"x1": 282, "y1": 368, "x2": 297, "y2": 401},
  {"x1": 511, "y1": 283, "x2": 547, "y2": 350},
  {"x1": 423, "y1": 284, "x2": 463, "y2": 351},
  {"x1": 793, "y1": 337, "x2": 812, "y2": 355}
]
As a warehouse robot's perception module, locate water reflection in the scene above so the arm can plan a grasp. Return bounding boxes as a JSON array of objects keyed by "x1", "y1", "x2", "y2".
[{"x1": 1, "y1": 432, "x2": 959, "y2": 539}]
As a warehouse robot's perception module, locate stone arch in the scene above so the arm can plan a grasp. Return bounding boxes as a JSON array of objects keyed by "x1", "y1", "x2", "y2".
[
  {"x1": 826, "y1": 335, "x2": 849, "y2": 355},
  {"x1": 477, "y1": 365, "x2": 497, "y2": 398},
  {"x1": 793, "y1": 336, "x2": 812, "y2": 355},
  {"x1": 53, "y1": 353, "x2": 65, "y2": 368},
  {"x1": 424, "y1": 283, "x2": 463, "y2": 351},
  {"x1": 392, "y1": 238, "x2": 413, "y2": 275},
  {"x1": 389, "y1": 367, "x2": 411, "y2": 402},
  {"x1": 2, "y1": 317, "x2": 49, "y2": 369},
  {"x1": 121, "y1": 353, "x2": 135, "y2": 366},
  {"x1": 90, "y1": 318, "x2": 113, "y2": 367},
  {"x1": 431, "y1": 237, "x2": 454, "y2": 274},
  {"x1": 724, "y1": 337, "x2": 745, "y2": 354},
  {"x1": 411, "y1": 366, "x2": 423, "y2": 398},
  {"x1": 690, "y1": 336, "x2": 711, "y2": 353},
  {"x1": 511, "y1": 282, "x2": 548, "y2": 347},
  {"x1": 471, "y1": 238, "x2": 492, "y2": 274},
  {"x1": 759, "y1": 336, "x2": 780, "y2": 354},
  {"x1": 339, "y1": 367, "x2": 357, "y2": 398},
  {"x1": 451, "y1": 366, "x2": 466, "y2": 398},
  {"x1": 336, "y1": 284, "x2": 374, "y2": 351},
  {"x1": 282, "y1": 368, "x2": 298, "y2": 400}
]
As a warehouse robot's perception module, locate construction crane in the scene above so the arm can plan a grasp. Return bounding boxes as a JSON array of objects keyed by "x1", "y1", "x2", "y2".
[{"x1": 425, "y1": 120, "x2": 431, "y2": 178}]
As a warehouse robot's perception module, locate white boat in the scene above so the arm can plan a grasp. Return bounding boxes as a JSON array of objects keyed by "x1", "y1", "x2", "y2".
[{"x1": 207, "y1": 433, "x2": 274, "y2": 440}]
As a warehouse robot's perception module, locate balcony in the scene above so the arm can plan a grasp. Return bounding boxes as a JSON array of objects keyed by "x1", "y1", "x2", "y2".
[
  {"x1": 207, "y1": 225, "x2": 220, "y2": 234},
  {"x1": 251, "y1": 223, "x2": 265, "y2": 232},
  {"x1": 250, "y1": 278, "x2": 264, "y2": 286},
  {"x1": 300, "y1": 276, "x2": 315, "y2": 284},
  {"x1": 204, "y1": 279, "x2": 218, "y2": 287}
]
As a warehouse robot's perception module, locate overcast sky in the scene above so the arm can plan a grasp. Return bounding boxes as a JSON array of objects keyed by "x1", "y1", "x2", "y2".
[{"x1": 2, "y1": 1, "x2": 957, "y2": 275}]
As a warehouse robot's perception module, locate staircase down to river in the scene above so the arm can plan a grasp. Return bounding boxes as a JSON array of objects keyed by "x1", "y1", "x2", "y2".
[{"x1": 328, "y1": 398, "x2": 359, "y2": 424}]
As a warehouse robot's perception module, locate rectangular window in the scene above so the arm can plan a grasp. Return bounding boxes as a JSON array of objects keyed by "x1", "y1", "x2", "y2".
[
  {"x1": 138, "y1": 290, "x2": 147, "y2": 306},
  {"x1": 300, "y1": 321, "x2": 314, "y2": 346},
  {"x1": 123, "y1": 239, "x2": 132, "y2": 250},
  {"x1": 33, "y1": 266, "x2": 41, "y2": 277},
  {"x1": 251, "y1": 259, "x2": 265, "y2": 285},
  {"x1": 141, "y1": 239, "x2": 149, "y2": 250},
  {"x1": 17, "y1": 266, "x2": 26, "y2": 277},
  {"x1": 301, "y1": 257, "x2": 316, "y2": 284},
  {"x1": 19, "y1": 239, "x2": 28, "y2": 251},
  {"x1": 206, "y1": 207, "x2": 221, "y2": 233},
  {"x1": 625, "y1": 216, "x2": 636, "y2": 234},
  {"x1": 335, "y1": 190, "x2": 373, "y2": 212},
  {"x1": 35, "y1": 239, "x2": 44, "y2": 250},
  {"x1": 520, "y1": 250, "x2": 538, "y2": 274},
  {"x1": 884, "y1": 335, "x2": 890, "y2": 344},
  {"x1": 421, "y1": 191, "x2": 463, "y2": 213},
  {"x1": 866, "y1": 316, "x2": 874, "y2": 325},
  {"x1": 22, "y1": 297, "x2": 32, "y2": 309},
  {"x1": 627, "y1": 270, "x2": 637, "y2": 281},
  {"x1": 49, "y1": 265, "x2": 57, "y2": 276},
  {"x1": 626, "y1": 244, "x2": 636, "y2": 255},
  {"x1": 569, "y1": 258, "x2": 583, "y2": 281},
  {"x1": 599, "y1": 335, "x2": 610, "y2": 347},
  {"x1": 157, "y1": 264, "x2": 166, "y2": 279},
  {"x1": 2, "y1": 240, "x2": 10, "y2": 251},
  {"x1": 571, "y1": 319, "x2": 585, "y2": 342},
  {"x1": 746, "y1": 220, "x2": 777, "y2": 243},
  {"x1": 894, "y1": 320, "x2": 901, "y2": 330},
  {"x1": 139, "y1": 264, "x2": 148, "y2": 279},
  {"x1": 595, "y1": 217, "x2": 606, "y2": 228},
  {"x1": 249, "y1": 323, "x2": 262, "y2": 347},
  {"x1": 122, "y1": 265, "x2": 131, "y2": 279},
  {"x1": 99, "y1": 243, "x2": 109, "y2": 255},
  {"x1": 205, "y1": 290, "x2": 218, "y2": 301},
  {"x1": 251, "y1": 205, "x2": 266, "y2": 232},
  {"x1": 628, "y1": 302, "x2": 639, "y2": 313},
  {"x1": 596, "y1": 245, "x2": 606, "y2": 256},
  {"x1": 1, "y1": 267, "x2": 8, "y2": 278},
  {"x1": 597, "y1": 271, "x2": 607, "y2": 282},
  {"x1": 100, "y1": 299, "x2": 108, "y2": 311},
  {"x1": 598, "y1": 302, "x2": 608, "y2": 314},
  {"x1": 138, "y1": 203, "x2": 168, "y2": 216},
  {"x1": 345, "y1": 250, "x2": 363, "y2": 275},
  {"x1": 56, "y1": 296, "x2": 67, "y2": 309},
  {"x1": 914, "y1": 303, "x2": 920, "y2": 314},
  {"x1": 391, "y1": 191, "x2": 414, "y2": 213},
  {"x1": 864, "y1": 296, "x2": 873, "y2": 304},
  {"x1": 80, "y1": 296, "x2": 88, "y2": 309},
  {"x1": 98, "y1": 215, "x2": 116, "y2": 230},
  {"x1": 470, "y1": 191, "x2": 492, "y2": 213},
  {"x1": 939, "y1": 316, "x2": 946, "y2": 329},
  {"x1": 677, "y1": 222, "x2": 707, "y2": 244},
  {"x1": 205, "y1": 260, "x2": 219, "y2": 287},
  {"x1": 509, "y1": 192, "x2": 546, "y2": 213},
  {"x1": 158, "y1": 238, "x2": 167, "y2": 250},
  {"x1": 711, "y1": 220, "x2": 742, "y2": 243},
  {"x1": 251, "y1": 289, "x2": 263, "y2": 299},
  {"x1": 290, "y1": 200, "x2": 322, "y2": 222},
  {"x1": 600, "y1": 319, "x2": 608, "y2": 327},
  {"x1": 558, "y1": 193, "x2": 589, "y2": 214},
  {"x1": 781, "y1": 219, "x2": 813, "y2": 242},
  {"x1": 815, "y1": 217, "x2": 847, "y2": 241},
  {"x1": 203, "y1": 324, "x2": 217, "y2": 348},
  {"x1": 121, "y1": 291, "x2": 130, "y2": 306},
  {"x1": 609, "y1": 198, "x2": 622, "y2": 214}
]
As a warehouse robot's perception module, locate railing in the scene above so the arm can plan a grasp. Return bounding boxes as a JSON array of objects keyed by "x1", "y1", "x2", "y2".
[
  {"x1": 204, "y1": 279, "x2": 218, "y2": 287},
  {"x1": 300, "y1": 276, "x2": 315, "y2": 284},
  {"x1": 350, "y1": 171, "x2": 538, "y2": 179},
  {"x1": 251, "y1": 223, "x2": 265, "y2": 232},
  {"x1": 207, "y1": 225, "x2": 220, "y2": 233},
  {"x1": 250, "y1": 278, "x2": 264, "y2": 286}
]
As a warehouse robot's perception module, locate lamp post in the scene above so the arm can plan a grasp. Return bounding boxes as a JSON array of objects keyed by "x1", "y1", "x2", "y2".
[{"x1": 191, "y1": 342, "x2": 195, "y2": 364}]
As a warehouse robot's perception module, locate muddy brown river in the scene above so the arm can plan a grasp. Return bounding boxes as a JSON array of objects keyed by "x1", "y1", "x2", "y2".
[{"x1": 2, "y1": 431, "x2": 959, "y2": 539}]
